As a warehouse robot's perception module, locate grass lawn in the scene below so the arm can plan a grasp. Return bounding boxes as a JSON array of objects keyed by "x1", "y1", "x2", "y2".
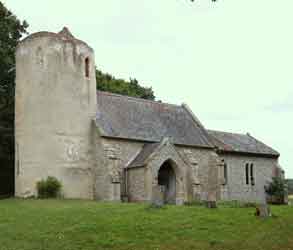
[{"x1": 0, "y1": 199, "x2": 293, "y2": 250}]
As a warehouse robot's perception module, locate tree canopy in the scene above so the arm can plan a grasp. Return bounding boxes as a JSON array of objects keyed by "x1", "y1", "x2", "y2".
[
  {"x1": 0, "y1": 2, "x2": 28, "y2": 157},
  {"x1": 0, "y1": 2, "x2": 28, "y2": 115},
  {"x1": 0, "y1": 1, "x2": 28, "y2": 195},
  {"x1": 96, "y1": 69, "x2": 155, "y2": 100}
]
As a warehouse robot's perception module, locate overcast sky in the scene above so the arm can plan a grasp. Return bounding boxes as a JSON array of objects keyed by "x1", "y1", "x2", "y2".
[{"x1": 4, "y1": 0, "x2": 293, "y2": 177}]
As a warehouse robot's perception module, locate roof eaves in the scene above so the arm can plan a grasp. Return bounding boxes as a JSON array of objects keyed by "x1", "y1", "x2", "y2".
[
  {"x1": 93, "y1": 118, "x2": 106, "y2": 136},
  {"x1": 216, "y1": 149, "x2": 280, "y2": 158},
  {"x1": 209, "y1": 129, "x2": 280, "y2": 157},
  {"x1": 245, "y1": 133, "x2": 280, "y2": 156},
  {"x1": 99, "y1": 134, "x2": 214, "y2": 149},
  {"x1": 126, "y1": 164, "x2": 146, "y2": 169}
]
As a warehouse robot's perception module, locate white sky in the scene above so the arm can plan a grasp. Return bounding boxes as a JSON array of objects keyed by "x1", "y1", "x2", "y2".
[{"x1": 4, "y1": 0, "x2": 293, "y2": 177}]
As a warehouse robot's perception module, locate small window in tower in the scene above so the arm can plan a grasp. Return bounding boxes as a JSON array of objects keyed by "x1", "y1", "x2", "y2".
[{"x1": 85, "y1": 57, "x2": 90, "y2": 78}]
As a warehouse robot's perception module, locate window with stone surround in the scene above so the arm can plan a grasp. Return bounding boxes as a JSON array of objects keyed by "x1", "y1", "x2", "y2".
[
  {"x1": 245, "y1": 163, "x2": 255, "y2": 186},
  {"x1": 245, "y1": 163, "x2": 249, "y2": 185},
  {"x1": 250, "y1": 163, "x2": 255, "y2": 186},
  {"x1": 223, "y1": 163, "x2": 228, "y2": 185},
  {"x1": 85, "y1": 57, "x2": 90, "y2": 78}
]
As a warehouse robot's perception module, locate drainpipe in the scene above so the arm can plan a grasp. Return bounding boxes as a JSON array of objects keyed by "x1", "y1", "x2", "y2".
[{"x1": 124, "y1": 168, "x2": 128, "y2": 202}]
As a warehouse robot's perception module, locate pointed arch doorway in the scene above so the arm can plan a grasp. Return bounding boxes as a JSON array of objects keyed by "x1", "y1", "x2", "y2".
[{"x1": 158, "y1": 160, "x2": 176, "y2": 204}]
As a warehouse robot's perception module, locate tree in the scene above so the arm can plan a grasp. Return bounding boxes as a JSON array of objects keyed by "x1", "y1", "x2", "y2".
[
  {"x1": 96, "y1": 69, "x2": 155, "y2": 100},
  {"x1": 0, "y1": 1, "x2": 28, "y2": 195},
  {"x1": 0, "y1": 2, "x2": 28, "y2": 113}
]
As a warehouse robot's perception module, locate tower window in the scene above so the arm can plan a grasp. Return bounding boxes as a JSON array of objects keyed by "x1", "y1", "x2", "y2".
[{"x1": 85, "y1": 57, "x2": 90, "y2": 78}]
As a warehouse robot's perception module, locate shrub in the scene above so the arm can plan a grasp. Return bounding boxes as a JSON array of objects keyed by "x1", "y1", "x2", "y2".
[
  {"x1": 286, "y1": 179, "x2": 293, "y2": 195},
  {"x1": 37, "y1": 176, "x2": 62, "y2": 198},
  {"x1": 265, "y1": 177, "x2": 288, "y2": 204}
]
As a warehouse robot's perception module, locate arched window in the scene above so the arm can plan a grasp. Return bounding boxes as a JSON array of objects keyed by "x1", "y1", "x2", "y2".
[
  {"x1": 250, "y1": 163, "x2": 255, "y2": 186},
  {"x1": 245, "y1": 162, "x2": 255, "y2": 186},
  {"x1": 245, "y1": 163, "x2": 249, "y2": 185},
  {"x1": 85, "y1": 57, "x2": 90, "y2": 78}
]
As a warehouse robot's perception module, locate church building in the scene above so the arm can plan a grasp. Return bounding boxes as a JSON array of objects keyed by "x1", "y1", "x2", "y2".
[{"x1": 14, "y1": 28, "x2": 283, "y2": 204}]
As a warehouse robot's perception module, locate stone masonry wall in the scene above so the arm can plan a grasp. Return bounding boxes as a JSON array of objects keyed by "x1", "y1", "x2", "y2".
[
  {"x1": 97, "y1": 137, "x2": 218, "y2": 203},
  {"x1": 15, "y1": 31, "x2": 97, "y2": 199},
  {"x1": 219, "y1": 154, "x2": 278, "y2": 202},
  {"x1": 127, "y1": 167, "x2": 146, "y2": 202},
  {"x1": 96, "y1": 137, "x2": 145, "y2": 200},
  {"x1": 95, "y1": 137, "x2": 277, "y2": 203},
  {"x1": 143, "y1": 139, "x2": 188, "y2": 205},
  {"x1": 176, "y1": 146, "x2": 219, "y2": 201}
]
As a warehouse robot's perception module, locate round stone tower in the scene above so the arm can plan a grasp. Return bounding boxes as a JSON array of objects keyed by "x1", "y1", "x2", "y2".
[{"x1": 15, "y1": 27, "x2": 97, "y2": 198}]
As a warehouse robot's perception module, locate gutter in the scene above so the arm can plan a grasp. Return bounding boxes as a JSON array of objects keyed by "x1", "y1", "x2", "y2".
[
  {"x1": 216, "y1": 149, "x2": 280, "y2": 159},
  {"x1": 99, "y1": 134, "x2": 214, "y2": 150}
]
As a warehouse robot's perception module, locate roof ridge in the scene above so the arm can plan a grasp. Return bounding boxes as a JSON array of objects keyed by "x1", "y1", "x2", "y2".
[
  {"x1": 208, "y1": 129, "x2": 248, "y2": 137},
  {"x1": 97, "y1": 90, "x2": 181, "y2": 108}
]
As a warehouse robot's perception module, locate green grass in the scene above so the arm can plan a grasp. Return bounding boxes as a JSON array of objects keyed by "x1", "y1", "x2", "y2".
[{"x1": 0, "y1": 199, "x2": 293, "y2": 250}]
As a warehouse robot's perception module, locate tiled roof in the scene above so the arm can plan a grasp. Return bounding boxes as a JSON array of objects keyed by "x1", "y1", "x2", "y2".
[
  {"x1": 127, "y1": 142, "x2": 161, "y2": 169},
  {"x1": 95, "y1": 91, "x2": 214, "y2": 148},
  {"x1": 208, "y1": 130, "x2": 279, "y2": 157}
]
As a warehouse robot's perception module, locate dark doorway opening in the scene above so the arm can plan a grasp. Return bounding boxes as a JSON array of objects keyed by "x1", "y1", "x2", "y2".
[
  {"x1": 0, "y1": 158, "x2": 14, "y2": 198},
  {"x1": 158, "y1": 160, "x2": 176, "y2": 204}
]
